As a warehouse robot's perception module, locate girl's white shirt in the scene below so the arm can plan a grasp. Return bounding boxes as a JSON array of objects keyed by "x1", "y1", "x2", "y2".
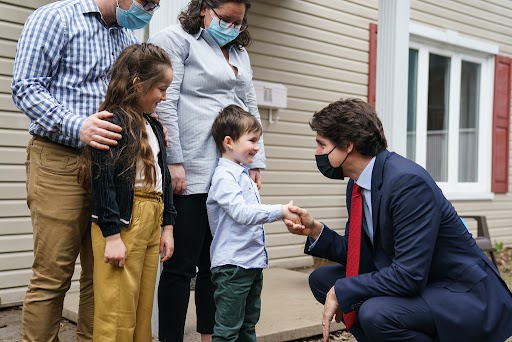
[{"x1": 134, "y1": 120, "x2": 163, "y2": 192}]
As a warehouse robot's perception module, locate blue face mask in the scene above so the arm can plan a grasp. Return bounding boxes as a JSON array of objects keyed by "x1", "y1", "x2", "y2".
[
  {"x1": 116, "y1": 0, "x2": 153, "y2": 30},
  {"x1": 206, "y1": 19, "x2": 239, "y2": 47}
]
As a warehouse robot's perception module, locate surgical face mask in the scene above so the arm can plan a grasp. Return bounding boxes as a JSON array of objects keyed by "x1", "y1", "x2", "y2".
[
  {"x1": 116, "y1": 0, "x2": 153, "y2": 30},
  {"x1": 315, "y1": 145, "x2": 348, "y2": 180},
  {"x1": 206, "y1": 17, "x2": 239, "y2": 47}
]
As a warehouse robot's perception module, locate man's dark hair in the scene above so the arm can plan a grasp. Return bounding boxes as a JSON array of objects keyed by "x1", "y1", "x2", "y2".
[
  {"x1": 179, "y1": 0, "x2": 252, "y2": 49},
  {"x1": 309, "y1": 98, "x2": 388, "y2": 156},
  {"x1": 212, "y1": 104, "x2": 261, "y2": 153}
]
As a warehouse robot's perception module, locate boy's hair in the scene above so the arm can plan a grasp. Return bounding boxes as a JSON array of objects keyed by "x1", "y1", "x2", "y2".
[
  {"x1": 309, "y1": 98, "x2": 388, "y2": 156},
  {"x1": 211, "y1": 104, "x2": 262, "y2": 153},
  {"x1": 78, "y1": 43, "x2": 172, "y2": 190}
]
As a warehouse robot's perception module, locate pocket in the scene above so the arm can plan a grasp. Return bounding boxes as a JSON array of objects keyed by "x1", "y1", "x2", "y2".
[
  {"x1": 40, "y1": 152, "x2": 78, "y2": 175},
  {"x1": 445, "y1": 264, "x2": 487, "y2": 292},
  {"x1": 130, "y1": 200, "x2": 142, "y2": 228},
  {"x1": 25, "y1": 147, "x2": 31, "y2": 195}
]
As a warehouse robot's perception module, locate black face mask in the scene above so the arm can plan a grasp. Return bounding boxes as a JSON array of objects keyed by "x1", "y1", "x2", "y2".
[{"x1": 315, "y1": 145, "x2": 348, "y2": 180}]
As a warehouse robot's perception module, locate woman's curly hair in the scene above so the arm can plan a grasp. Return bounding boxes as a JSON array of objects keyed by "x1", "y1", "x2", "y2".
[{"x1": 179, "y1": 0, "x2": 253, "y2": 49}]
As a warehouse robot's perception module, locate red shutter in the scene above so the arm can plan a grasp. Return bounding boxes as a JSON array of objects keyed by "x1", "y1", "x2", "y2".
[
  {"x1": 368, "y1": 23, "x2": 378, "y2": 109},
  {"x1": 492, "y1": 55, "x2": 511, "y2": 193}
]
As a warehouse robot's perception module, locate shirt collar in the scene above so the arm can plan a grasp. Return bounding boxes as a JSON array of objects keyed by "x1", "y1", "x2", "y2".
[
  {"x1": 356, "y1": 156, "x2": 376, "y2": 191},
  {"x1": 80, "y1": 0, "x2": 101, "y2": 14},
  {"x1": 193, "y1": 27, "x2": 205, "y2": 40},
  {"x1": 218, "y1": 157, "x2": 250, "y2": 175}
]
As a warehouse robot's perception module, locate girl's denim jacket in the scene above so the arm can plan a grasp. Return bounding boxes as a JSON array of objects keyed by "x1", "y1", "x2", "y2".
[{"x1": 90, "y1": 108, "x2": 177, "y2": 237}]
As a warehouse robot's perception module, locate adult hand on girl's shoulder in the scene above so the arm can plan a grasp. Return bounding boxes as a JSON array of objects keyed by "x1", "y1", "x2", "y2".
[
  {"x1": 160, "y1": 225, "x2": 174, "y2": 262},
  {"x1": 104, "y1": 233, "x2": 127, "y2": 267},
  {"x1": 250, "y1": 168, "x2": 262, "y2": 189},
  {"x1": 80, "y1": 111, "x2": 122, "y2": 150},
  {"x1": 169, "y1": 164, "x2": 186, "y2": 194}
]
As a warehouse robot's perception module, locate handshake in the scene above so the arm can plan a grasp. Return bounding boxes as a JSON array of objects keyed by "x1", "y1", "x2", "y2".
[{"x1": 281, "y1": 201, "x2": 323, "y2": 240}]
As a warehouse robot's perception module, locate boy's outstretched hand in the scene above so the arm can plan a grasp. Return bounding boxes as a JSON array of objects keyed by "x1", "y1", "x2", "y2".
[
  {"x1": 283, "y1": 204, "x2": 323, "y2": 240},
  {"x1": 282, "y1": 200, "x2": 303, "y2": 227},
  {"x1": 160, "y1": 225, "x2": 174, "y2": 262}
]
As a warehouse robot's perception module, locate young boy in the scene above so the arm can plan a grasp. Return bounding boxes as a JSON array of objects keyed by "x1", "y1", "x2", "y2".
[{"x1": 207, "y1": 105, "x2": 302, "y2": 341}]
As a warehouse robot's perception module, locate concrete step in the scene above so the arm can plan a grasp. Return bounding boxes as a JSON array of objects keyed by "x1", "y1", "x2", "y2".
[{"x1": 63, "y1": 268, "x2": 345, "y2": 341}]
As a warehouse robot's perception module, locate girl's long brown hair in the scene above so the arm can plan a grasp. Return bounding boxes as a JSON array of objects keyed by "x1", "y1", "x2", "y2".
[{"x1": 78, "y1": 43, "x2": 172, "y2": 191}]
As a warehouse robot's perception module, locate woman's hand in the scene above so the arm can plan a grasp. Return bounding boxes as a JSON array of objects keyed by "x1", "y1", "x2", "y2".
[
  {"x1": 104, "y1": 233, "x2": 127, "y2": 267},
  {"x1": 284, "y1": 205, "x2": 323, "y2": 240},
  {"x1": 160, "y1": 225, "x2": 174, "y2": 262},
  {"x1": 169, "y1": 163, "x2": 186, "y2": 194},
  {"x1": 249, "y1": 168, "x2": 262, "y2": 189}
]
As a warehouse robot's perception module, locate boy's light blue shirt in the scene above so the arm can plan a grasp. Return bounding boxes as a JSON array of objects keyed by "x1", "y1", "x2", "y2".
[{"x1": 207, "y1": 158, "x2": 282, "y2": 269}]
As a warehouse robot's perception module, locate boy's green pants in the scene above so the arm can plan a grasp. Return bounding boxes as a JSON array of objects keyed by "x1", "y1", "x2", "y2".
[{"x1": 211, "y1": 265, "x2": 263, "y2": 342}]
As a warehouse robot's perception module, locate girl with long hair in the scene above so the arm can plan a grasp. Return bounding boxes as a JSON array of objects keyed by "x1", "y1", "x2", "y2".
[{"x1": 78, "y1": 43, "x2": 177, "y2": 342}]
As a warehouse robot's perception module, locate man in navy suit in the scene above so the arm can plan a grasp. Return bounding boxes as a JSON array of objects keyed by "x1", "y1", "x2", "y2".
[{"x1": 284, "y1": 99, "x2": 512, "y2": 342}]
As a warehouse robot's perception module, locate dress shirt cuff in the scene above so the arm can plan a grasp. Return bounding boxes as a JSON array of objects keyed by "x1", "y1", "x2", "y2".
[
  {"x1": 167, "y1": 147, "x2": 184, "y2": 164},
  {"x1": 61, "y1": 113, "x2": 85, "y2": 142},
  {"x1": 307, "y1": 223, "x2": 325, "y2": 251},
  {"x1": 249, "y1": 156, "x2": 266, "y2": 169},
  {"x1": 269, "y1": 204, "x2": 283, "y2": 222}
]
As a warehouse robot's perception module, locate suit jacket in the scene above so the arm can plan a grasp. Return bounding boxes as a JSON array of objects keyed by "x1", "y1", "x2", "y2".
[{"x1": 306, "y1": 149, "x2": 512, "y2": 342}]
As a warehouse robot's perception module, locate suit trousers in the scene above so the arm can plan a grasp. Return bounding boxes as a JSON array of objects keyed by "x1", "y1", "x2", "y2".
[
  {"x1": 23, "y1": 137, "x2": 94, "y2": 342},
  {"x1": 309, "y1": 264, "x2": 438, "y2": 342},
  {"x1": 158, "y1": 194, "x2": 216, "y2": 341},
  {"x1": 92, "y1": 190, "x2": 162, "y2": 342}
]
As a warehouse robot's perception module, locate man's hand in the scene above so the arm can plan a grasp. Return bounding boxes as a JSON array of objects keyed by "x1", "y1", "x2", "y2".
[
  {"x1": 284, "y1": 205, "x2": 323, "y2": 239},
  {"x1": 322, "y1": 287, "x2": 343, "y2": 342},
  {"x1": 80, "y1": 111, "x2": 122, "y2": 150},
  {"x1": 160, "y1": 225, "x2": 174, "y2": 262},
  {"x1": 250, "y1": 168, "x2": 262, "y2": 189},
  {"x1": 104, "y1": 233, "x2": 127, "y2": 267},
  {"x1": 169, "y1": 163, "x2": 186, "y2": 194}
]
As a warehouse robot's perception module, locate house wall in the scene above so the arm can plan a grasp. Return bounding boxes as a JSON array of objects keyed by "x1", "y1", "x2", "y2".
[
  {"x1": 251, "y1": 0, "x2": 512, "y2": 270},
  {"x1": 248, "y1": 0, "x2": 379, "y2": 268},
  {"x1": 0, "y1": 0, "x2": 511, "y2": 307},
  {"x1": 409, "y1": 0, "x2": 512, "y2": 245},
  {"x1": 0, "y1": 0, "x2": 79, "y2": 308}
]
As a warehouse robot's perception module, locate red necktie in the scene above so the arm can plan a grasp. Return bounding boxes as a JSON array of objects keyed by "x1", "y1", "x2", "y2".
[{"x1": 343, "y1": 183, "x2": 362, "y2": 330}]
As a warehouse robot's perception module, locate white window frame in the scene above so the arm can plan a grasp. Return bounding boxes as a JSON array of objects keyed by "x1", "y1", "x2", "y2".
[{"x1": 409, "y1": 24, "x2": 497, "y2": 200}]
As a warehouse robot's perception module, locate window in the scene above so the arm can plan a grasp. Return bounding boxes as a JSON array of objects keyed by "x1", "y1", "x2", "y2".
[{"x1": 407, "y1": 41, "x2": 494, "y2": 197}]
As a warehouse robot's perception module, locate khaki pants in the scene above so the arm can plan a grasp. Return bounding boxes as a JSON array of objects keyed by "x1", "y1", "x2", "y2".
[
  {"x1": 23, "y1": 137, "x2": 94, "y2": 342},
  {"x1": 92, "y1": 190, "x2": 163, "y2": 342}
]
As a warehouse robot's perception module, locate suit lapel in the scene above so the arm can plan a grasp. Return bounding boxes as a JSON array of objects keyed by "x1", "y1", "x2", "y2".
[{"x1": 371, "y1": 149, "x2": 389, "y2": 242}]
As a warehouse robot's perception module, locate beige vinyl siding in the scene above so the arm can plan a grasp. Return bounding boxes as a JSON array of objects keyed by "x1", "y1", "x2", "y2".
[
  {"x1": 252, "y1": 0, "x2": 512, "y2": 269},
  {"x1": 248, "y1": 0, "x2": 378, "y2": 269},
  {"x1": 410, "y1": 0, "x2": 512, "y2": 246},
  {"x1": 0, "y1": 1, "x2": 62, "y2": 308}
]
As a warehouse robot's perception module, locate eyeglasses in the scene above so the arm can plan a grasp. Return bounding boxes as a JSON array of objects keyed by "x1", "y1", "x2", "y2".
[
  {"x1": 142, "y1": 0, "x2": 159, "y2": 12},
  {"x1": 209, "y1": 7, "x2": 248, "y2": 32}
]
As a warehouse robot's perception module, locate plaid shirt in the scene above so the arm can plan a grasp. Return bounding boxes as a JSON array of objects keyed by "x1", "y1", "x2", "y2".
[{"x1": 12, "y1": 0, "x2": 137, "y2": 148}]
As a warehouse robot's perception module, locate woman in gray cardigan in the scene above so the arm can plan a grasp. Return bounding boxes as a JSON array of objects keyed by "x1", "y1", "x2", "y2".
[{"x1": 149, "y1": 1, "x2": 265, "y2": 341}]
